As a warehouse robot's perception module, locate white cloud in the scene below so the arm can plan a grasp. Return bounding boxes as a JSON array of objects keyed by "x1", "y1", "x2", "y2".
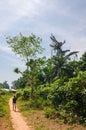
[
  {"x1": 0, "y1": 45, "x2": 25, "y2": 69},
  {"x1": 0, "y1": 44, "x2": 13, "y2": 54},
  {"x1": 0, "y1": 0, "x2": 41, "y2": 33}
]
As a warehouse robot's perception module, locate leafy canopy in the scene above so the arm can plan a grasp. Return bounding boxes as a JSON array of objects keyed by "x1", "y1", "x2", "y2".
[{"x1": 7, "y1": 33, "x2": 44, "y2": 62}]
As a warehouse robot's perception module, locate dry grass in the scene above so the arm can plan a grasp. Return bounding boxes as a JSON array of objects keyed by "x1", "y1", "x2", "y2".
[
  {"x1": 19, "y1": 108, "x2": 86, "y2": 130},
  {"x1": 17, "y1": 99, "x2": 86, "y2": 130}
]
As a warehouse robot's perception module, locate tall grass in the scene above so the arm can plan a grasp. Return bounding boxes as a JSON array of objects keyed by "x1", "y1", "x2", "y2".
[
  {"x1": 0, "y1": 90, "x2": 13, "y2": 130},
  {"x1": 0, "y1": 91, "x2": 11, "y2": 117}
]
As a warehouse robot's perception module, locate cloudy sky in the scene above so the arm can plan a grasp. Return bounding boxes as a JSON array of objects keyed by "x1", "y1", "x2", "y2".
[{"x1": 0, "y1": 0, "x2": 86, "y2": 86}]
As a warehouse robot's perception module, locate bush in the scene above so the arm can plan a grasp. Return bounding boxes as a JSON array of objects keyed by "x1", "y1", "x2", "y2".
[
  {"x1": 16, "y1": 89, "x2": 23, "y2": 98},
  {"x1": 44, "y1": 107, "x2": 60, "y2": 119},
  {"x1": 0, "y1": 90, "x2": 12, "y2": 95},
  {"x1": 22, "y1": 88, "x2": 30, "y2": 100},
  {"x1": 58, "y1": 105, "x2": 78, "y2": 124},
  {"x1": 0, "y1": 103, "x2": 6, "y2": 117},
  {"x1": 79, "y1": 116, "x2": 86, "y2": 127},
  {"x1": 49, "y1": 71, "x2": 86, "y2": 124},
  {"x1": 16, "y1": 88, "x2": 31, "y2": 100},
  {"x1": 37, "y1": 87, "x2": 52, "y2": 100},
  {"x1": 0, "y1": 95, "x2": 11, "y2": 117},
  {"x1": 19, "y1": 98, "x2": 43, "y2": 111}
]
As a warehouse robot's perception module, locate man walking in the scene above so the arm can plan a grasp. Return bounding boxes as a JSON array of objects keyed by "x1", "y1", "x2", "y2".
[{"x1": 12, "y1": 95, "x2": 17, "y2": 111}]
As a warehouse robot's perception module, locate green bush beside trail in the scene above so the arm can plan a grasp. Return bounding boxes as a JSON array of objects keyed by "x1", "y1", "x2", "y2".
[{"x1": 0, "y1": 90, "x2": 12, "y2": 117}]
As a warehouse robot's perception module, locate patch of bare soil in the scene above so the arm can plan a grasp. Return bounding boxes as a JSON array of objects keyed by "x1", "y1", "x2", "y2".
[
  {"x1": 9, "y1": 98, "x2": 33, "y2": 130},
  {"x1": 0, "y1": 117, "x2": 11, "y2": 130}
]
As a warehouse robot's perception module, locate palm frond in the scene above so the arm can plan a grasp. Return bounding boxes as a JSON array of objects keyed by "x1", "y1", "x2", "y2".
[
  {"x1": 65, "y1": 51, "x2": 79, "y2": 59},
  {"x1": 62, "y1": 50, "x2": 70, "y2": 54}
]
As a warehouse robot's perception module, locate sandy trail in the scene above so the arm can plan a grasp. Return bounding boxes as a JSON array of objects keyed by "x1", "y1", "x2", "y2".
[{"x1": 9, "y1": 98, "x2": 33, "y2": 130}]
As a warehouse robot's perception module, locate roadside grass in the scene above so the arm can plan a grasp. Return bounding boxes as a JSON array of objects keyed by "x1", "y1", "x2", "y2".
[
  {"x1": 17, "y1": 99, "x2": 86, "y2": 130},
  {"x1": 0, "y1": 92, "x2": 13, "y2": 130}
]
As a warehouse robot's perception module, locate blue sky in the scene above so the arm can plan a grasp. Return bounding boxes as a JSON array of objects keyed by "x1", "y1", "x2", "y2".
[{"x1": 0, "y1": 0, "x2": 86, "y2": 86}]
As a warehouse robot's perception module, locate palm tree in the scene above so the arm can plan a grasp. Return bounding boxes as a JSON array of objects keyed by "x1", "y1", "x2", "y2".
[
  {"x1": 50, "y1": 34, "x2": 66, "y2": 55},
  {"x1": 50, "y1": 34, "x2": 79, "y2": 77}
]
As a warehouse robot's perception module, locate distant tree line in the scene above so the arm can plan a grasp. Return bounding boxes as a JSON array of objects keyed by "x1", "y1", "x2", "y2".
[{"x1": 0, "y1": 81, "x2": 9, "y2": 89}]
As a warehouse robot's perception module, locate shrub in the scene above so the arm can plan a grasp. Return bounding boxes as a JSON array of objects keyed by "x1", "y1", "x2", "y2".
[
  {"x1": 22, "y1": 88, "x2": 30, "y2": 100},
  {"x1": 0, "y1": 95, "x2": 11, "y2": 117},
  {"x1": 16, "y1": 89, "x2": 23, "y2": 98},
  {"x1": 0, "y1": 90, "x2": 12, "y2": 95},
  {"x1": 44, "y1": 107, "x2": 60, "y2": 119},
  {"x1": 37, "y1": 87, "x2": 52, "y2": 100},
  {"x1": 16, "y1": 88, "x2": 31, "y2": 100},
  {"x1": 0, "y1": 103, "x2": 6, "y2": 117},
  {"x1": 49, "y1": 71, "x2": 86, "y2": 124},
  {"x1": 79, "y1": 116, "x2": 86, "y2": 127}
]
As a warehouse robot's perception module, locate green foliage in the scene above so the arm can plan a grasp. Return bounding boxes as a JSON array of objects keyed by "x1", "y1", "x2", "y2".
[
  {"x1": 58, "y1": 104, "x2": 78, "y2": 124},
  {"x1": 3, "y1": 81, "x2": 9, "y2": 89},
  {"x1": 16, "y1": 87, "x2": 31, "y2": 100},
  {"x1": 78, "y1": 52, "x2": 86, "y2": 71},
  {"x1": 14, "y1": 68, "x2": 21, "y2": 74},
  {"x1": 37, "y1": 86, "x2": 52, "y2": 100},
  {"x1": 49, "y1": 78, "x2": 66, "y2": 108},
  {"x1": 49, "y1": 71, "x2": 86, "y2": 124},
  {"x1": 0, "y1": 102, "x2": 6, "y2": 117},
  {"x1": 50, "y1": 34, "x2": 79, "y2": 78},
  {"x1": 7, "y1": 33, "x2": 44, "y2": 61},
  {"x1": 22, "y1": 88, "x2": 31, "y2": 100},
  {"x1": 0, "y1": 83, "x2": 3, "y2": 88},
  {"x1": 16, "y1": 70, "x2": 86, "y2": 125},
  {"x1": 27, "y1": 99, "x2": 43, "y2": 109},
  {"x1": 0, "y1": 90, "x2": 12, "y2": 95},
  {"x1": 80, "y1": 51, "x2": 86, "y2": 62},
  {"x1": 44, "y1": 107, "x2": 60, "y2": 119},
  {"x1": 0, "y1": 93, "x2": 12, "y2": 117},
  {"x1": 18, "y1": 98, "x2": 43, "y2": 110},
  {"x1": 12, "y1": 76, "x2": 28, "y2": 89},
  {"x1": 16, "y1": 89, "x2": 23, "y2": 98},
  {"x1": 6, "y1": 33, "x2": 86, "y2": 126},
  {"x1": 79, "y1": 116, "x2": 86, "y2": 127},
  {"x1": 7, "y1": 33, "x2": 45, "y2": 98}
]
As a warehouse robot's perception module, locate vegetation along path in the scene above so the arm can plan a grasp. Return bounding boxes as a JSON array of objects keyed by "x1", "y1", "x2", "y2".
[{"x1": 9, "y1": 98, "x2": 33, "y2": 130}]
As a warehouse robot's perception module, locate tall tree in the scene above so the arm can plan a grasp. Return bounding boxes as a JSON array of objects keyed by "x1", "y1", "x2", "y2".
[
  {"x1": 50, "y1": 34, "x2": 79, "y2": 78},
  {"x1": 7, "y1": 33, "x2": 44, "y2": 69},
  {"x1": 3, "y1": 81, "x2": 9, "y2": 89},
  {"x1": 7, "y1": 33, "x2": 44, "y2": 98}
]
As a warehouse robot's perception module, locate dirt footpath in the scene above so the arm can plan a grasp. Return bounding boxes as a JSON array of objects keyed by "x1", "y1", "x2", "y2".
[{"x1": 9, "y1": 98, "x2": 33, "y2": 130}]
